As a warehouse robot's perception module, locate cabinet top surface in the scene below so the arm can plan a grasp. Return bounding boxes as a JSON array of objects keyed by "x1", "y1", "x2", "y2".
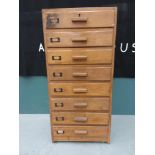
[{"x1": 42, "y1": 7, "x2": 117, "y2": 13}]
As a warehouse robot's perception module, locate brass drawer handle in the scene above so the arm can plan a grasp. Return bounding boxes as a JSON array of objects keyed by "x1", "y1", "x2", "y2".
[
  {"x1": 73, "y1": 88, "x2": 88, "y2": 93},
  {"x1": 74, "y1": 130, "x2": 88, "y2": 135},
  {"x1": 74, "y1": 117, "x2": 88, "y2": 122},
  {"x1": 72, "y1": 56, "x2": 87, "y2": 60},
  {"x1": 74, "y1": 103, "x2": 87, "y2": 108},
  {"x1": 72, "y1": 17, "x2": 88, "y2": 22},
  {"x1": 72, "y1": 72, "x2": 88, "y2": 77},
  {"x1": 72, "y1": 37, "x2": 87, "y2": 42}
]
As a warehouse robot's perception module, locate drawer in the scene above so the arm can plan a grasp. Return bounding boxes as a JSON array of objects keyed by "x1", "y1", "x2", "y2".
[
  {"x1": 52, "y1": 125, "x2": 109, "y2": 142},
  {"x1": 46, "y1": 28, "x2": 114, "y2": 47},
  {"x1": 42, "y1": 7, "x2": 116, "y2": 28},
  {"x1": 50, "y1": 97, "x2": 110, "y2": 111},
  {"x1": 51, "y1": 112, "x2": 109, "y2": 125},
  {"x1": 47, "y1": 48, "x2": 113, "y2": 65},
  {"x1": 48, "y1": 66, "x2": 112, "y2": 81},
  {"x1": 49, "y1": 82, "x2": 111, "y2": 97}
]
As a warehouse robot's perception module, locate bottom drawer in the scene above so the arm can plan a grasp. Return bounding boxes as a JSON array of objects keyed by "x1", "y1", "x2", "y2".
[{"x1": 52, "y1": 125, "x2": 109, "y2": 142}]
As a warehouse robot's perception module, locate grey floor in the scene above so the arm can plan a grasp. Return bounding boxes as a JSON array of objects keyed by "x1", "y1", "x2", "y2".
[{"x1": 19, "y1": 114, "x2": 135, "y2": 155}]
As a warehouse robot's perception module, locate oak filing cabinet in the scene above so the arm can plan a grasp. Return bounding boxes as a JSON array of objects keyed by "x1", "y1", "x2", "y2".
[{"x1": 42, "y1": 7, "x2": 117, "y2": 143}]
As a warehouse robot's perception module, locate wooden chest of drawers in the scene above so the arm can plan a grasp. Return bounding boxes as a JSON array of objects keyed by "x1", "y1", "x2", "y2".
[{"x1": 42, "y1": 7, "x2": 117, "y2": 143}]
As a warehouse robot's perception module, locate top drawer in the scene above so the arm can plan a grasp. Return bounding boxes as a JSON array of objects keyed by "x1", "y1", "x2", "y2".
[{"x1": 42, "y1": 7, "x2": 116, "y2": 29}]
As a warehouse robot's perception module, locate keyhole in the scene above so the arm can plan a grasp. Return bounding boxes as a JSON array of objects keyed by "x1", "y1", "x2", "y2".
[{"x1": 78, "y1": 13, "x2": 81, "y2": 17}]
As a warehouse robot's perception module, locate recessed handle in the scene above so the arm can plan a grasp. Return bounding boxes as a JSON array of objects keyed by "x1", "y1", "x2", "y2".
[
  {"x1": 72, "y1": 17, "x2": 88, "y2": 22},
  {"x1": 72, "y1": 37, "x2": 87, "y2": 42},
  {"x1": 72, "y1": 72, "x2": 88, "y2": 77},
  {"x1": 74, "y1": 117, "x2": 88, "y2": 122},
  {"x1": 74, "y1": 103, "x2": 87, "y2": 108},
  {"x1": 74, "y1": 130, "x2": 88, "y2": 135},
  {"x1": 72, "y1": 56, "x2": 87, "y2": 60},
  {"x1": 73, "y1": 88, "x2": 88, "y2": 93}
]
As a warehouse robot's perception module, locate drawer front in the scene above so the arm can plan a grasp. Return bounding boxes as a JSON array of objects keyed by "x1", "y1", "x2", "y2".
[
  {"x1": 49, "y1": 82, "x2": 111, "y2": 97},
  {"x1": 50, "y1": 97, "x2": 110, "y2": 111},
  {"x1": 53, "y1": 126, "x2": 108, "y2": 140},
  {"x1": 48, "y1": 66, "x2": 112, "y2": 81},
  {"x1": 47, "y1": 48, "x2": 113, "y2": 65},
  {"x1": 43, "y1": 8, "x2": 116, "y2": 28},
  {"x1": 51, "y1": 112, "x2": 109, "y2": 125},
  {"x1": 46, "y1": 28, "x2": 114, "y2": 47}
]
